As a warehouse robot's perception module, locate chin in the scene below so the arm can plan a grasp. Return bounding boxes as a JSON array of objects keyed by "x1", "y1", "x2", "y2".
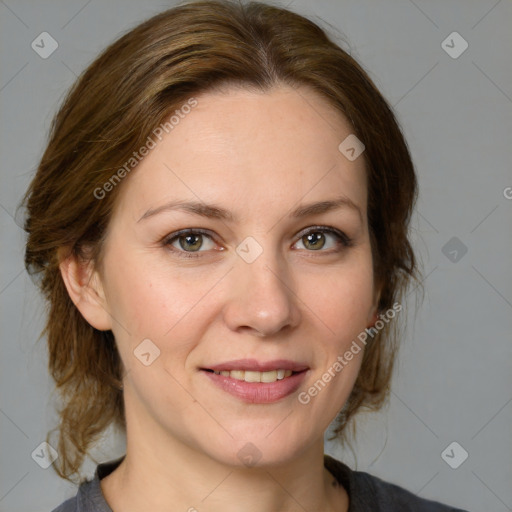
[{"x1": 203, "y1": 431, "x2": 309, "y2": 469}]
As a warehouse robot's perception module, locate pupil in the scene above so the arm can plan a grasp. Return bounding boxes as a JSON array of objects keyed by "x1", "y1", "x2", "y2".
[
  {"x1": 305, "y1": 232, "x2": 324, "y2": 250},
  {"x1": 181, "y1": 234, "x2": 202, "y2": 251}
]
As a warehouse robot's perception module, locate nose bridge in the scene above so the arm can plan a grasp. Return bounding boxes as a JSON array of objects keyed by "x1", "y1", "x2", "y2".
[{"x1": 225, "y1": 236, "x2": 300, "y2": 336}]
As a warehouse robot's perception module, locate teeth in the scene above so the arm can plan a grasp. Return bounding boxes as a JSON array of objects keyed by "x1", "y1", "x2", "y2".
[
  {"x1": 212, "y1": 369, "x2": 294, "y2": 383},
  {"x1": 260, "y1": 370, "x2": 277, "y2": 383},
  {"x1": 244, "y1": 370, "x2": 262, "y2": 383}
]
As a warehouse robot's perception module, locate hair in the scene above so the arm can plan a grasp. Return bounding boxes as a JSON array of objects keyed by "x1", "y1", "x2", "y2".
[{"x1": 20, "y1": 0, "x2": 423, "y2": 483}]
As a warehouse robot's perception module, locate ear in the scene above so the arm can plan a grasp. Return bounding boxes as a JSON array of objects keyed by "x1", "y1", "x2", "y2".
[
  {"x1": 367, "y1": 279, "x2": 383, "y2": 328},
  {"x1": 58, "y1": 247, "x2": 113, "y2": 331}
]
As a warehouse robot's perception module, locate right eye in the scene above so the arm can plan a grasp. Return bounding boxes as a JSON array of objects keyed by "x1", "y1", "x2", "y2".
[{"x1": 163, "y1": 229, "x2": 221, "y2": 258}]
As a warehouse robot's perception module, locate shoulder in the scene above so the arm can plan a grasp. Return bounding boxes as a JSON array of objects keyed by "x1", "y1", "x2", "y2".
[
  {"x1": 49, "y1": 455, "x2": 125, "y2": 512},
  {"x1": 50, "y1": 496, "x2": 77, "y2": 512},
  {"x1": 49, "y1": 479, "x2": 97, "y2": 512},
  {"x1": 324, "y1": 454, "x2": 469, "y2": 511},
  {"x1": 354, "y1": 470, "x2": 468, "y2": 511}
]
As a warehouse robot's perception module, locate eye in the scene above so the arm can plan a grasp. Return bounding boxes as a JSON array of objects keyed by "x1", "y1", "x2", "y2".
[
  {"x1": 163, "y1": 229, "x2": 219, "y2": 259},
  {"x1": 163, "y1": 226, "x2": 353, "y2": 259},
  {"x1": 293, "y1": 226, "x2": 353, "y2": 253}
]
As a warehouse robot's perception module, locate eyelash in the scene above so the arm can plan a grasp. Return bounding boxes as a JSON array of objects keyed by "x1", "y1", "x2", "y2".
[{"x1": 162, "y1": 226, "x2": 354, "y2": 260}]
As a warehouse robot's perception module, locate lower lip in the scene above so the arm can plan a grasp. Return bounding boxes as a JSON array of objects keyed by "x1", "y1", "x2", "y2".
[{"x1": 202, "y1": 370, "x2": 308, "y2": 403}]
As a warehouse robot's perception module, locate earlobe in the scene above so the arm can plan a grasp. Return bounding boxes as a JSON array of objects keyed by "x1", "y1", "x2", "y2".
[
  {"x1": 58, "y1": 248, "x2": 112, "y2": 331},
  {"x1": 367, "y1": 282, "x2": 383, "y2": 328},
  {"x1": 368, "y1": 310, "x2": 379, "y2": 328}
]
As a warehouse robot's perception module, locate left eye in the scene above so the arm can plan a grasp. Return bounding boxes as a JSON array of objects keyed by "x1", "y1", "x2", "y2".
[
  {"x1": 294, "y1": 228, "x2": 346, "y2": 251},
  {"x1": 294, "y1": 226, "x2": 353, "y2": 253}
]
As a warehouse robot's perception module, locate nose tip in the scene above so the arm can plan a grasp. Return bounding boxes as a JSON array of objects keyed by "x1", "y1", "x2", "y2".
[{"x1": 223, "y1": 257, "x2": 300, "y2": 337}]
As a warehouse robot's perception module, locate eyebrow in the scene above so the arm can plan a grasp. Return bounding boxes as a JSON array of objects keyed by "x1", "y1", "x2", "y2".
[{"x1": 137, "y1": 195, "x2": 363, "y2": 224}]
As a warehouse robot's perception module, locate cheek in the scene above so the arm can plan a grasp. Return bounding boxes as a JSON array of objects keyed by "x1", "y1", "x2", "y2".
[
  {"x1": 105, "y1": 253, "x2": 209, "y2": 338},
  {"x1": 303, "y1": 260, "x2": 375, "y2": 343},
  {"x1": 311, "y1": 261, "x2": 373, "y2": 411},
  {"x1": 104, "y1": 255, "x2": 223, "y2": 384}
]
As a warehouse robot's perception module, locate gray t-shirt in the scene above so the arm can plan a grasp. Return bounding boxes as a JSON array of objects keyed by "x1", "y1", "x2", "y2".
[{"x1": 51, "y1": 454, "x2": 469, "y2": 511}]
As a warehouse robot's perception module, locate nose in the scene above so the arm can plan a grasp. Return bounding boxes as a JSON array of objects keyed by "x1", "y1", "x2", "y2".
[{"x1": 223, "y1": 249, "x2": 301, "y2": 337}]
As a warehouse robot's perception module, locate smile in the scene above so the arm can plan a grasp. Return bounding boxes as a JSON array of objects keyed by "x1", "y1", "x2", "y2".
[
  {"x1": 201, "y1": 368, "x2": 308, "y2": 403},
  {"x1": 207, "y1": 368, "x2": 293, "y2": 383}
]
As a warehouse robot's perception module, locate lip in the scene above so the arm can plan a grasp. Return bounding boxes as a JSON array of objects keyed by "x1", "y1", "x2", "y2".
[
  {"x1": 202, "y1": 368, "x2": 309, "y2": 403},
  {"x1": 203, "y1": 358, "x2": 309, "y2": 372}
]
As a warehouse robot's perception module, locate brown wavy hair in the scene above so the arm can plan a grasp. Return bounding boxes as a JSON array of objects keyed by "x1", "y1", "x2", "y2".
[{"x1": 20, "y1": 0, "x2": 423, "y2": 483}]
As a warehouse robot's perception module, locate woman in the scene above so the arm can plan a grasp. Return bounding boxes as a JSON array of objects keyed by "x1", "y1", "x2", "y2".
[{"x1": 21, "y1": 1, "x2": 469, "y2": 510}]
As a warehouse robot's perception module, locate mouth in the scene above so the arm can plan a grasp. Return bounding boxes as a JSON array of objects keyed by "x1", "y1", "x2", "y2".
[
  {"x1": 199, "y1": 359, "x2": 309, "y2": 403},
  {"x1": 202, "y1": 368, "x2": 302, "y2": 383}
]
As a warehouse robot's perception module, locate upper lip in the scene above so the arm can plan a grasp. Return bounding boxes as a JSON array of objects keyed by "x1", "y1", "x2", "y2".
[{"x1": 203, "y1": 359, "x2": 309, "y2": 372}]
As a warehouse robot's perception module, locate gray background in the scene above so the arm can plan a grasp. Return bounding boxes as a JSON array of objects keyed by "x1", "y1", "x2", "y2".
[{"x1": 1, "y1": 0, "x2": 511, "y2": 511}]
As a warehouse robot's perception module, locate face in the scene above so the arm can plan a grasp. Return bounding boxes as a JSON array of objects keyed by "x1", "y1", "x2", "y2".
[{"x1": 91, "y1": 84, "x2": 379, "y2": 467}]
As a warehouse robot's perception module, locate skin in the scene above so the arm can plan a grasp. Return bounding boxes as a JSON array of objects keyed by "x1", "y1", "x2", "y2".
[{"x1": 60, "y1": 83, "x2": 381, "y2": 512}]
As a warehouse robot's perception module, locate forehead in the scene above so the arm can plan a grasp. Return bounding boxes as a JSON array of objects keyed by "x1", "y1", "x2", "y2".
[{"x1": 112, "y1": 84, "x2": 367, "y2": 224}]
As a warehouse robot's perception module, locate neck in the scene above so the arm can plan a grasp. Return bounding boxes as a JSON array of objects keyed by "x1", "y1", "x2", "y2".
[{"x1": 101, "y1": 409, "x2": 348, "y2": 512}]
